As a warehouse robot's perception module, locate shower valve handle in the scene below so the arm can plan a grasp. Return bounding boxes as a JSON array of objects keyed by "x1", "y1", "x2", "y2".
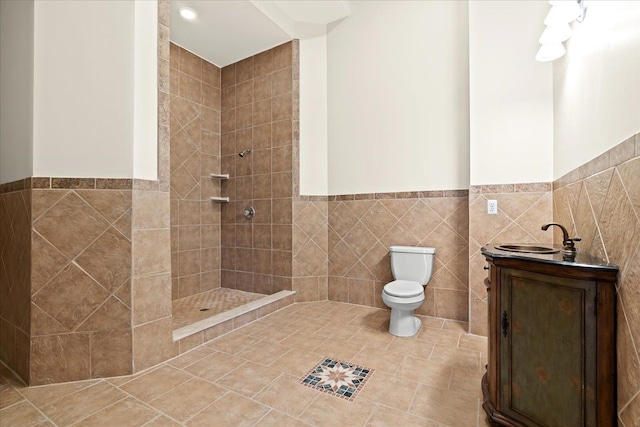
[{"x1": 244, "y1": 207, "x2": 255, "y2": 219}]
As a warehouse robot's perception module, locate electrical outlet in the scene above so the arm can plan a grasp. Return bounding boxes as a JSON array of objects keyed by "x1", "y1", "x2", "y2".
[{"x1": 487, "y1": 199, "x2": 498, "y2": 215}]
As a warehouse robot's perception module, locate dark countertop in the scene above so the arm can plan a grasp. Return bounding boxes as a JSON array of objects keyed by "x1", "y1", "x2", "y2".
[{"x1": 482, "y1": 244, "x2": 619, "y2": 272}]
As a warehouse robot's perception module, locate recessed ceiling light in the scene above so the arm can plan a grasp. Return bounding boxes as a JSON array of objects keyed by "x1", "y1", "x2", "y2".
[{"x1": 179, "y1": 7, "x2": 197, "y2": 21}]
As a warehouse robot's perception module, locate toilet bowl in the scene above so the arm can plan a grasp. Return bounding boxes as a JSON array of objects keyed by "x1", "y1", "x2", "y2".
[{"x1": 382, "y1": 246, "x2": 435, "y2": 337}]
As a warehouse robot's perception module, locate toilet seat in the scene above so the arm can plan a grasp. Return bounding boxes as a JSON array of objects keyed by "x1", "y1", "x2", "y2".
[{"x1": 383, "y1": 280, "x2": 423, "y2": 298}]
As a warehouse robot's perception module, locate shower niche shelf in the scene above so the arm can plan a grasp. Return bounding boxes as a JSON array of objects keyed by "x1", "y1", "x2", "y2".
[
  {"x1": 210, "y1": 173, "x2": 229, "y2": 180},
  {"x1": 210, "y1": 174, "x2": 229, "y2": 203},
  {"x1": 210, "y1": 196, "x2": 229, "y2": 203}
]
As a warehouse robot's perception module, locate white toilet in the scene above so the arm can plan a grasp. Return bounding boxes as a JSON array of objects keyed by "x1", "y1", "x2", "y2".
[{"x1": 382, "y1": 245, "x2": 436, "y2": 337}]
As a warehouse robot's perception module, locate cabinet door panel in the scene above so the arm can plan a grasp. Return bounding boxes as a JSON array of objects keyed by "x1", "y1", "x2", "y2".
[{"x1": 499, "y1": 269, "x2": 596, "y2": 427}]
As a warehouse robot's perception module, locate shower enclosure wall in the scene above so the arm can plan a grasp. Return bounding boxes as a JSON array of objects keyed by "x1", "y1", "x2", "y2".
[
  {"x1": 169, "y1": 43, "x2": 222, "y2": 301},
  {"x1": 169, "y1": 41, "x2": 310, "y2": 328},
  {"x1": 219, "y1": 42, "x2": 296, "y2": 296}
]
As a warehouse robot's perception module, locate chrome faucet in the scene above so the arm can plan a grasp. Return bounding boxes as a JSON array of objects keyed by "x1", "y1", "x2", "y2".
[{"x1": 541, "y1": 223, "x2": 581, "y2": 253}]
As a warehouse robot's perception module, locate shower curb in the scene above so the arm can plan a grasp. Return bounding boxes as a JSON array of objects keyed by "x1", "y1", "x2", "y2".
[{"x1": 173, "y1": 290, "x2": 296, "y2": 341}]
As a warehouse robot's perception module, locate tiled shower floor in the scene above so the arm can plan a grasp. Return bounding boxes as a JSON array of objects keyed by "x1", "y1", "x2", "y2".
[
  {"x1": 172, "y1": 288, "x2": 266, "y2": 330},
  {"x1": 1, "y1": 301, "x2": 491, "y2": 427}
]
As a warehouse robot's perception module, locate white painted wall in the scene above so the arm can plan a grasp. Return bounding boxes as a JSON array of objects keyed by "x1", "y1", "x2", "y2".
[
  {"x1": 33, "y1": 1, "x2": 135, "y2": 178},
  {"x1": 553, "y1": 1, "x2": 640, "y2": 178},
  {"x1": 0, "y1": 0, "x2": 34, "y2": 184},
  {"x1": 299, "y1": 35, "x2": 328, "y2": 195},
  {"x1": 469, "y1": 1, "x2": 554, "y2": 186},
  {"x1": 326, "y1": 1, "x2": 470, "y2": 194},
  {"x1": 134, "y1": 0, "x2": 158, "y2": 180}
]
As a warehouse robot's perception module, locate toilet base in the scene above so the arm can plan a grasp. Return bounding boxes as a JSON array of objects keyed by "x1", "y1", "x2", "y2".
[{"x1": 388, "y1": 308, "x2": 422, "y2": 337}]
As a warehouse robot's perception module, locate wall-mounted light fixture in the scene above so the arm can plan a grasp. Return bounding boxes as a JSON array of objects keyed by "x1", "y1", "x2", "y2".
[{"x1": 536, "y1": 0, "x2": 588, "y2": 62}]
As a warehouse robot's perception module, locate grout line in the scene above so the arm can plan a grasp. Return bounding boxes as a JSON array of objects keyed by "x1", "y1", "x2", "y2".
[
  {"x1": 179, "y1": 389, "x2": 232, "y2": 424},
  {"x1": 31, "y1": 187, "x2": 71, "y2": 223},
  {"x1": 113, "y1": 362, "x2": 174, "y2": 389},
  {"x1": 23, "y1": 397, "x2": 58, "y2": 427},
  {"x1": 30, "y1": 230, "x2": 72, "y2": 295},
  {"x1": 251, "y1": 409, "x2": 273, "y2": 427},
  {"x1": 427, "y1": 343, "x2": 437, "y2": 360},
  {"x1": 456, "y1": 331, "x2": 463, "y2": 348},
  {"x1": 30, "y1": 300, "x2": 67, "y2": 333},
  {"x1": 362, "y1": 402, "x2": 380, "y2": 426},
  {"x1": 28, "y1": 380, "x2": 111, "y2": 426},
  {"x1": 74, "y1": 190, "x2": 129, "y2": 235},
  {"x1": 446, "y1": 366, "x2": 454, "y2": 390},
  {"x1": 582, "y1": 182, "x2": 610, "y2": 263},
  {"x1": 617, "y1": 301, "x2": 640, "y2": 399},
  {"x1": 0, "y1": 395, "x2": 27, "y2": 413},
  {"x1": 131, "y1": 313, "x2": 173, "y2": 329},
  {"x1": 296, "y1": 385, "x2": 322, "y2": 423},
  {"x1": 393, "y1": 353, "x2": 409, "y2": 378},
  {"x1": 67, "y1": 395, "x2": 131, "y2": 426},
  {"x1": 112, "y1": 382, "x2": 187, "y2": 426},
  {"x1": 406, "y1": 381, "x2": 421, "y2": 421},
  {"x1": 616, "y1": 165, "x2": 640, "y2": 225},
  {"x1": 12, "y1": 375, "x2": 98, "y2": 410},
  {"x1": 130, "y1": 226, "x2": 171, "y2": 233},
  {"x1": 140, "y1": 414, "x2": 177, "y2": 427}
]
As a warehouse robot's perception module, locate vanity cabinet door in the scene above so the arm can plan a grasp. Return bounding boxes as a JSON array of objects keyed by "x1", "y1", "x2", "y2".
[{"x1": 499, "y1": 268, "x2": 597, "y2": 427}]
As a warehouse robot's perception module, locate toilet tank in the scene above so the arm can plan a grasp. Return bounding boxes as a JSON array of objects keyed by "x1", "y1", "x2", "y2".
[{"x1": 390, "y1": 245, "x2": 436, "y2": 285}]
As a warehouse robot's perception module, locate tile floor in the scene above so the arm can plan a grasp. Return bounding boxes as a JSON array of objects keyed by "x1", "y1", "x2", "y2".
[{"x1": 0, "y1": 301, "x2": 491, "y2": 427}]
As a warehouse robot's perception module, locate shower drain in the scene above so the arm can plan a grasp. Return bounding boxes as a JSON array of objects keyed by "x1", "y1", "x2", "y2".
[{"x1": 199, "y1": 308, "x2": 210, "y2": 312}]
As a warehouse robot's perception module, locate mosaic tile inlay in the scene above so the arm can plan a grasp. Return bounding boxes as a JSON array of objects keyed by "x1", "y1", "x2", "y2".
[{"x1": 300, "y1": 358, "x2": 374, "y2": 401}]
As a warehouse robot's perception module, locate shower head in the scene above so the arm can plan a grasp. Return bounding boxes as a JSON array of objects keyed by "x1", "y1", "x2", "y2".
[{"x1": 238, "y1": 149, "x2": 252, "y2": 158}]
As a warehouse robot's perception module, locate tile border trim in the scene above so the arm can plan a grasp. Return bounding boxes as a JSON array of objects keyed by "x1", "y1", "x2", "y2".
[
  {"x1": 0, "y1": 177, "x2": 32, "y2": 194},
  {"x1": 469, "y1": 182, "x2": 552, "y2": 194},
  {"x1": 0, "y1": 177, "x2": 135, "y2": 194},
  {"x1": 322, "y1": 189, "x2": 470, "y2": 202},
  {"x1": 554, "y1": 132, "x2": 639, "y2": 190}
]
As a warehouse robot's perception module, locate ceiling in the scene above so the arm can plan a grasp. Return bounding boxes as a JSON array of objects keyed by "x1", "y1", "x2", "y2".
[{"x1": 170, "y1": 0, "x2": 351, "y2": 67}]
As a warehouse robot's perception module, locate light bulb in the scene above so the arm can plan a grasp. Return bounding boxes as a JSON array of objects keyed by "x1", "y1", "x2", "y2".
[
  {"x1": 535, "y1": 43, "x2": 566, "y2": 62},
  {"x1": 179, "y1": 7, "x2": 197, "y2": 20},
  {"x1": 544, "y1": 3, "x2": 580, "y2": 26},
  {"x1": 539, "y1": 23, "x2": 572, "y2": 44}
]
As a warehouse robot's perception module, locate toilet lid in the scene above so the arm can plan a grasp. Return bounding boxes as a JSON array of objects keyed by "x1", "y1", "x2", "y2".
[{"x1": 384, "y1": 280, "x2": 423, "y2": 298}]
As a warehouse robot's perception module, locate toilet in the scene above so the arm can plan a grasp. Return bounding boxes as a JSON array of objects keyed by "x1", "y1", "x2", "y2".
[{"x1": 382, "y1": 245, "x2": 436, "y2": 337}]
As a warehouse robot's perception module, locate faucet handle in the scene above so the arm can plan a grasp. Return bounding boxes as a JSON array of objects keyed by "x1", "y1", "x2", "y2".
[{"x1": 564, "y1": 237, "x2": 582, "y2": 250}]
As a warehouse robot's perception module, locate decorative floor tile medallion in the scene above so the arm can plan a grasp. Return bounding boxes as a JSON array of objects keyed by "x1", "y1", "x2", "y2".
[{"x1": 299, "y1": 358, "x2": 374, "y2": 401}]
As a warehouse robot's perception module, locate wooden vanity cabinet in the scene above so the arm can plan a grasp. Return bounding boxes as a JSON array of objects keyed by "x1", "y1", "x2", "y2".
[{"x1": 481, "y1": 248, "x2": 618, "y2": 427}]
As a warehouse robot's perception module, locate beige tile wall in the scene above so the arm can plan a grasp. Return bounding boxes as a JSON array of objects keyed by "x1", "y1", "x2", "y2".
[
  {"x1": 29, "y1": 179, "x2": 133, "y2": 385},
  {"x1": 327, "y1": 191, "x2": 470, "y2": 322},
  {"x1": 131, "y1": 0, "x2": 176, "y2": 373},
  {"x1": 132, "y1": 186, "x2": 176, "y2": 372},
  {"x1": 0, "y1": 180, "x2": 32, "y2": 382},
  {"x1": 220, "y1": 42, "x2": 295, "y2": 296},
  {"x1": 169, "y1": 43, "x2": 222, "y2": 300},
  {"x1": 467, "y1": 183, "x2": 553, "y2": 336},
  {"x1": 553, "y1": 133, "x2": 640, "y2": 426},
  {"x1": 292, "y1": 198, "x2": 328, "y2": 302}
]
